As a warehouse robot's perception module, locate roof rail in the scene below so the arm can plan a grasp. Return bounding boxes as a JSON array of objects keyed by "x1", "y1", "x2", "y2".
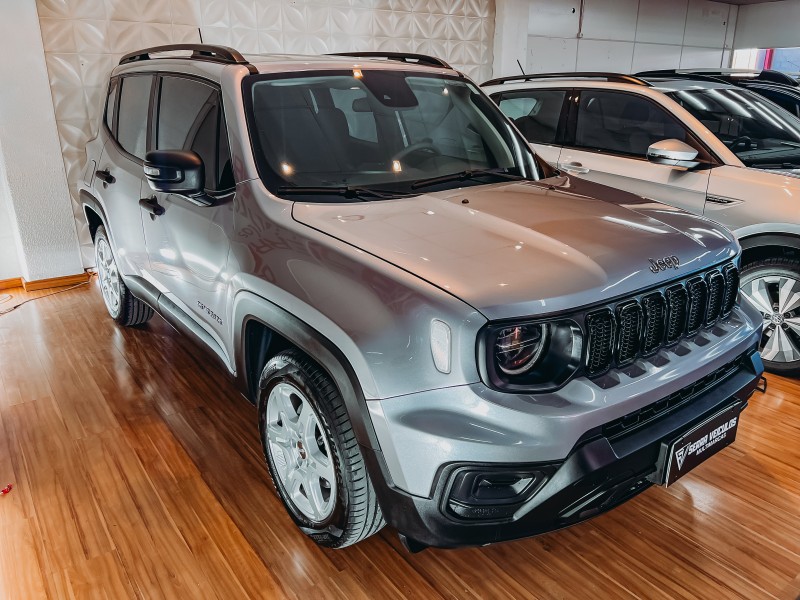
[
  {"x1": 327, "y1": 52, "x2": 452, "y2": 70},
  {"x1": 635, "y1": 70, "x2": 730, "y2": 84},
  {"x1": 119, "y1": 44, "x2": 256, "y2": 73},
  {"x1": 481, "y1": 72, "x2": 651, "y2": 87}
]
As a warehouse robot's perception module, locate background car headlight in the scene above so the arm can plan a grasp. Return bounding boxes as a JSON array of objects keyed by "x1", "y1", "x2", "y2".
[{"x1": 480, "y1": 319, "x2": 583, "y2": 393}]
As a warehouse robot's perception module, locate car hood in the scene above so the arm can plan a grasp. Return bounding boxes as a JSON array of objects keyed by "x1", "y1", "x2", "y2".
[{"x1": 292, "y1": 176, "x2": 738, "y2": 320}]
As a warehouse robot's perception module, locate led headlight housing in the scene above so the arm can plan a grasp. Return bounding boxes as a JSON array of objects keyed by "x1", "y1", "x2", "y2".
[{"x1": 479, "y1": 319, "x2": 583, "y2": 392}]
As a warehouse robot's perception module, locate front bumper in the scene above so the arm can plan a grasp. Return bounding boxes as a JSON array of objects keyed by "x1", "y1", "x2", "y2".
[{"x1": 362, "y1": 348, "x2": 763, "y2": 548}]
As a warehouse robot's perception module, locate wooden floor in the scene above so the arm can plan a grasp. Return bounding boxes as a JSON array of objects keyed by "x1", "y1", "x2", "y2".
[{"x1": 0, "y1": 282, "x2": 798, "y2": 600}]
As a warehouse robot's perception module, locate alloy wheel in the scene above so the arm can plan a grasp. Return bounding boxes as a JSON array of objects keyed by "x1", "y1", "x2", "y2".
[
  {"x1": 96, "y1": 237, "x2": 121, "y2": 316},
  {"x1": 741, "y1": 274, "x2": 800, "y2": 363},
  {"x1": 265, "y1": 382, "x2": 337, "y2": 522}
]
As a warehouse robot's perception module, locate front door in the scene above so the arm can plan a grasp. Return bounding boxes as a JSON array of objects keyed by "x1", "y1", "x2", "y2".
[
  {"x1": 559, "y1": 89, "x2": 712, "y2": 215},
  {"x1": 140, "y1": 74, "x2": 236, "y2": 359}
]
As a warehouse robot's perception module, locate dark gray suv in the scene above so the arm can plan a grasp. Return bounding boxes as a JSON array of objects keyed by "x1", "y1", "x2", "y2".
[{"x1": 80, "y1": 45, "x2": 764, "y2": 550}]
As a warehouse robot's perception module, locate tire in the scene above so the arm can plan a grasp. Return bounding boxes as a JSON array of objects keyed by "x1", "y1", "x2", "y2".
[
  {"x1": 94, "y1": 226, "x2": 154, "y2": 327},
  {"x1": 258, "y1": 349, "x2": 385, "y2": 548},
  {"x1": 740, "y1": 257, "x2": 800, "y2": 376}
]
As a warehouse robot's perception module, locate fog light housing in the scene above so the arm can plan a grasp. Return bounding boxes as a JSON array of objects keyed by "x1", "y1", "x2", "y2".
[{"x1": 445, "y1": 466, "x2": 553, "y2": 521}]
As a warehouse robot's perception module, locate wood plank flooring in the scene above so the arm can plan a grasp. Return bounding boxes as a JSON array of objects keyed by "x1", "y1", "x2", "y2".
[{"x1": 0, "y1": 282, "x2": 798, "y2": 599}]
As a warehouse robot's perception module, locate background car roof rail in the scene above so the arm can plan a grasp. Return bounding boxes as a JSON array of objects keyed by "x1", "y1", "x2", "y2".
[
  {"x1": 636, "y1": 70, "x2": 731, "y2": 84},
  {"x1": 637, "y1": 68, "x2": 798, "y2": 87},
  {"x1": 326, "y1": 52, "x2": 452, "y2": 70},
  {"x1": 119, "y1": 44, "x2": 257, "y2": 73},
  {"x1": 481, "y1": 72, "x2": 651, "y2": 87}
]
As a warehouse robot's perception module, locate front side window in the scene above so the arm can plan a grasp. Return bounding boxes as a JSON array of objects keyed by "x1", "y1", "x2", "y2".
[
  {"x1": 156, "y1": 76, "x2": 233, "y2": 191},
  {"x1": 575, "y1": 90, "x2": 692, "y2": 158},
  {"x1": 495, "y1": 90, "x2": 566, "y2": 145},
  {"x1": 116, "y1": 75, "x2": 152, "y2": 160},
  {"x1": 669, "y1": 87, "x2": 800, "y2": 169},
  {"x1": 245, "y1": 70, "x2": 541, "y2": 200}
]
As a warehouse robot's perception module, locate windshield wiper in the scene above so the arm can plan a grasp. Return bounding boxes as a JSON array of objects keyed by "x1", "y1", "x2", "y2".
[
  {"x1": 277, "y1": 185, "x2": 415, "y2": 200},
  {"x1": 410, "y1": 167, "x2": 526, "y2": 190}
]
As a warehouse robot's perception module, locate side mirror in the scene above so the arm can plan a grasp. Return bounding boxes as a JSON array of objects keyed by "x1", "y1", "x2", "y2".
[
  {"x1": 646, "y1": 139, "x2": 700, "y2": 169},
  {"x1": 144, "y1": 150, "x2": 213, "y2": 205}
]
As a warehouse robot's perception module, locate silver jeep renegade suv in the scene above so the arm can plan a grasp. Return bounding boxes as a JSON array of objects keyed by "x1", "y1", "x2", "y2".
[{"x1": 81, "y1": 45, "x2": 764, "y2": 550}]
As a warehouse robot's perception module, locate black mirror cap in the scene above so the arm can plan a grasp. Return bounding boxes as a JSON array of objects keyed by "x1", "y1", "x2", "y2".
[{"x1": 144, "y1": 150, "x2": 204, "y2": 195}]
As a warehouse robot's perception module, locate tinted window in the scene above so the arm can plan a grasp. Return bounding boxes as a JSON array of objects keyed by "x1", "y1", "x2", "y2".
[
  {"x1": 157, "y1": 76, "x2": 233, "y2": 191},
  {"x1": 105, "y1": 77, "x2": 118, "y2": 133},
  {"x1": 575, "y1": 91, "x2": 690, "y2": 157},
  {"x1": 750, "y1": 86, "x2": 800, "y2": 117},
  {"x1": 496, "y1": 90, "x2": 566, "y2": 145},
  {"x1": 116, "y1": 75, "x2": 152, "y2": 160},
  {"x1": 669, "y1": 87, "x2": 800, "y2": 169}
]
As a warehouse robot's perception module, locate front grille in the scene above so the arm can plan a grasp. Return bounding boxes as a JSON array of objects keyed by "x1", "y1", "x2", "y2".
[
  {"x1": 585, "y1": 311, "x2": 614, "y2": 376},
  {"x1": 584, "y1": 262, "x2": 739, "y2": 376},
  {"x1": 601, "y1": 352, "x2": 747, "y2": 440}
]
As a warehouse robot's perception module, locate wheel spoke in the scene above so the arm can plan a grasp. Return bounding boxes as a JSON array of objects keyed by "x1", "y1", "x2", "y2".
[
  {"x1": 745, "y1": 278, "x2": 775, "y2": 315},
  {"x1": 304, "y1": 472, "x2": 327, "y2": 520},
  {"x1": 761, "y1": 326, "x2": 800, "y2": 362},
  {"x1": 785, "y1": 317, "x2": 800, "y2": 336},
  {"x1": 778, "y1": 277, "x2": 800, "y2": 314}
]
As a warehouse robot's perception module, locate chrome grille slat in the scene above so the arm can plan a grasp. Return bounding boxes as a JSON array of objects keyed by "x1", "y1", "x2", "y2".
[{"x1": 584, "y1": 263, "x2": 739, "y2": 377}]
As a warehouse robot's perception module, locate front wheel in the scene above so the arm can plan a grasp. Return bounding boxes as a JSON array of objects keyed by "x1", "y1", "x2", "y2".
[
  {"x1": 740, "y1": 257, "x2": 800, "y2": 376},
  {"x1": 258, "y1": 350, "x2": 384, "y2": 548}
]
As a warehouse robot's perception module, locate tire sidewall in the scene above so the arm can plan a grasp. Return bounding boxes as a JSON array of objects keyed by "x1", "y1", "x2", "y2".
[{"x1": 258, "y1": 360, "x2": 348, "y2": 541}]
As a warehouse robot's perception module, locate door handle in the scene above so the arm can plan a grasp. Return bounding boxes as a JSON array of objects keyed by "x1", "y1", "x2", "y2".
[
  {"x1": 558, "y1": 162, "x2": 590, "y2": 174},
  {"x1": 139, "y1": 196, "x2": 165, "y2": 216},
  {"x1": 95, "y1": 169, "x2": 116, "y2": 185}
]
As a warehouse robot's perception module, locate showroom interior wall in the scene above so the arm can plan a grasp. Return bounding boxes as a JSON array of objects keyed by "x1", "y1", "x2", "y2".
[
  {"x1": 0, "y1": 2, "x2": 84, "y2": 284},
  {"x1": 733, "y1": 0, "x2": 800, "y2": 50},
  {"x1": 494, "y1": 0, "x2": 737, "y2": 78},
  {"x1": 34, "y1": 0, "x2": 495, "y2": 266}
]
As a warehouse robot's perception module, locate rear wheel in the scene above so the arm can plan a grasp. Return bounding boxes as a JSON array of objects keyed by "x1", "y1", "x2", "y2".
[
  {"x1": 258, "y1": 350, "x2": 384, "y2": 548},
  {"x1": 94, "y1": 226, "x2": 153, "y2": 326},
  {"x1": 740, "y1": 257, "x2": 800, "y2": 376}
]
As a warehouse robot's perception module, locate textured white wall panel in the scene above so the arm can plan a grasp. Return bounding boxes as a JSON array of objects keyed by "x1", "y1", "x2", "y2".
[
  {"x1": 0, "y1": 2, "x2": 83, "y2": 282},
  {"x1": 35, "y1": 0, "x2": 495, "y2": 266},
  {"x1": 635, "y1": 0, "x2": 687, "y2": 45}
]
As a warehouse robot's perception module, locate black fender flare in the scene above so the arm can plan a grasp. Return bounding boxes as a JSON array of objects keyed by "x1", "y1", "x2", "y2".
[
  {"x1": 232, "y1": 291, "x2": 383, "y2": 453},
  {"x1": 79, "y1": 189, "x2": 109, "y2": 240},
  {"x1": 739, "y1": 232, "x2": 800, "y2": 254}
]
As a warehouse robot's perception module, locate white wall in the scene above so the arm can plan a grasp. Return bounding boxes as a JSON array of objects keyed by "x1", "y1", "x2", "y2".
[
  {"x1": 0, "y1": 1, "x2": 83, "y2": 282},
  {"x1": 0, "y1": 165, "x2": 22, "y2": 281},
  {"x1": 494, "y1": 0, "x2": 737, "y2": 78},
  {"x1": 734, "y1": 0, "x2": 800, "y2": 50}
]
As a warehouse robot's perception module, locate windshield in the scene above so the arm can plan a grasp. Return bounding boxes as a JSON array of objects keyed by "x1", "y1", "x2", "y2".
[
  {"x1": 668, "y1": 87, "x2": 800, "y2": 169},
  {"x1": 244, "y1": 70, "x2": 542, "y2": 200}
]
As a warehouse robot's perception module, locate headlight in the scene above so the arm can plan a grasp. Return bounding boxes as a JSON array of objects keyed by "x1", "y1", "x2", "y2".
[
  {"x1": 480, "y1": 319, "x2": 583, "y2": 393},
  {"x1": 495, "y1": 324, "x2": 548, "y2": 375}
]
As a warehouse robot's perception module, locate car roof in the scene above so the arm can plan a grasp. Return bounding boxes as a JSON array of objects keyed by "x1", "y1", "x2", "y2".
[{"x1": 243, "y1": 53, "x2": 455, "y2": 76}]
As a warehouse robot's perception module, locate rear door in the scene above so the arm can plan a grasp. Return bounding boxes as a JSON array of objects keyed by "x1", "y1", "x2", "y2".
[
  {"x1": 490, "y1": 88, "x2": 568, "y2": 166},
  {"x1": 96, "y1": 73, "x2": 153, "y2": 276},
  {"x1": 558, "y1": 89, "x2": 713, "y2": 215}
]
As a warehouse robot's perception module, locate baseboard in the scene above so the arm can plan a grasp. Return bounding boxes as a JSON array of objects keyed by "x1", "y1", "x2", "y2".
[
  {"x1": 22, "y1": 272, "x2": 91, "y2": 292},
  {"x1": 0, "y1": 277, "x2": 23, "y2": 290}
]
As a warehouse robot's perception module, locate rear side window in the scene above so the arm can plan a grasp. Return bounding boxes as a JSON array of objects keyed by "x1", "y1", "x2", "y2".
[
  {"x1": 116, "y1": 75, "x2": 152, "y2": 160},
  {"x1": 495, "y1": 90, "x2": 566, "y2": 145},
  {"x1": 751, "y1": 87, "x2": 800, "y2": 117},
  {"x1": 156, "y1": 75, "x2": 233, "y2": 191},
  {"x1": 104, "y1": 77, "x2": 118, "y2": 133},
  {"x1": 574, "y1": 90, "x2": 694, "y2": 158}
]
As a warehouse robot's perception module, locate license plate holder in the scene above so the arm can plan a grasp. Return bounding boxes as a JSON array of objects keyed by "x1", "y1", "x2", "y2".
[{"x1": 656, "y1": 401, "x2": 744, "y2": 487}]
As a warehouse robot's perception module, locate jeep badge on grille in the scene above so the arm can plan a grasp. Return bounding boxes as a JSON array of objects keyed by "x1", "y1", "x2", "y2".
[{"x1": 649, "y1": 255, "x2": 680, "y2": 273}]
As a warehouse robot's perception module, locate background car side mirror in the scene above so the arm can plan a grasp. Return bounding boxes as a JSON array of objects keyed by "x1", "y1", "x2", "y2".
[
  {"x1": 646, "y1": 139, "x2": 700, "y2": 170},
  {"x1": 144, "y1": 150, "x2": 213, "y2": 205}
]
